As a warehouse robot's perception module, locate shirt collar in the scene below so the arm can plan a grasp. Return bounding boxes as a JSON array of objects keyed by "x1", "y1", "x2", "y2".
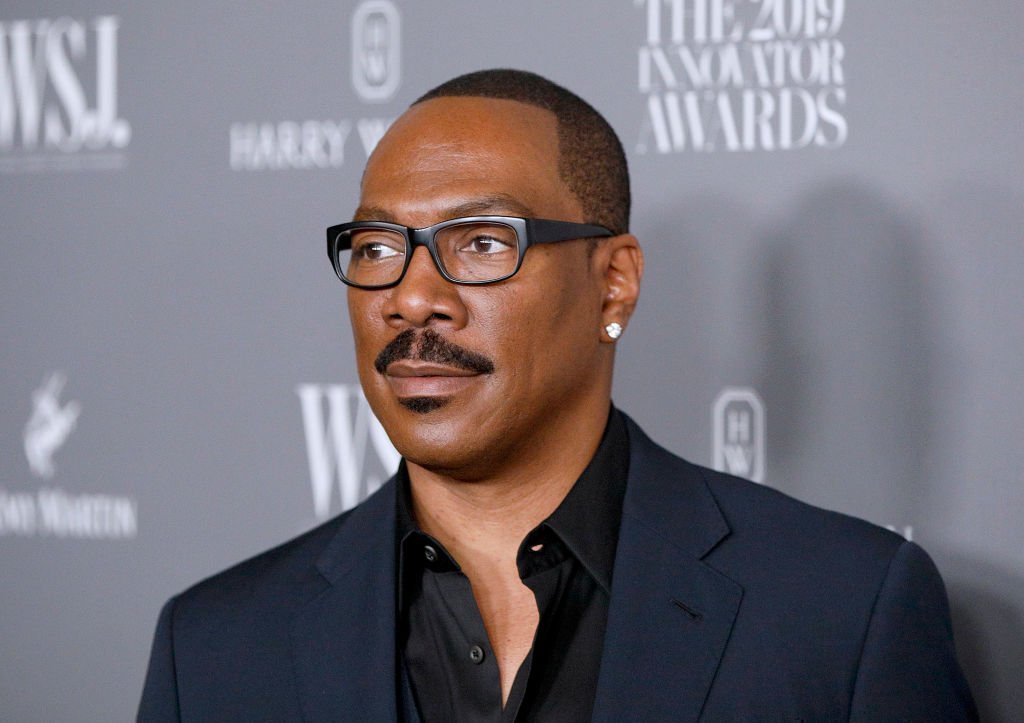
[
  {"x1": 396, "y1": 405, "x2": 630, "y2": 607},
  {"x1": 536, "y1": 406, "x2": 629, "y2": 593}
]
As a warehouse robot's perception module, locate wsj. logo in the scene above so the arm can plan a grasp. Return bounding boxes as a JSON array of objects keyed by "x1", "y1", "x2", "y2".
[
  {"x1": 0, "y1": 16, "x2": 130, "y2": 169},
  {"x1": 712, "y1": 387, "x2": 766, "y2": 483},
  {"x1": 297, "y1": 384, "x2": 400, "y2": 518},
  {"x1": 24, "y1": 372, "x2": 80, "y2": 480},
  {"x1": 351, "y1": 0, "x2": 401, "y2": 103}
]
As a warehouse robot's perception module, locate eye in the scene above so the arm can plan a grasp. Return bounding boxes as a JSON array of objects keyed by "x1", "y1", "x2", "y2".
[
  {"x1": 357, "y1": 242, "x2": 402, "y2": 261},
  {"x1": 348, "y1": 229, "x2": 405, "y2": 262},
  {"x1": 461, "y1": 233, "x2": 515, "y2": 255}
]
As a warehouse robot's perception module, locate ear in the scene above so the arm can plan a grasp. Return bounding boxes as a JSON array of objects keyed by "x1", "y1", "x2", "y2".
[{"x1": 597, "y1": 234, "x2": 644, "y2": 342}]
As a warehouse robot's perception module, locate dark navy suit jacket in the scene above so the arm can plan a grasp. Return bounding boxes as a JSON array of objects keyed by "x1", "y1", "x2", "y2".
[{"x1": 139, "y1": 415, "x2": 976, "y2": 721}]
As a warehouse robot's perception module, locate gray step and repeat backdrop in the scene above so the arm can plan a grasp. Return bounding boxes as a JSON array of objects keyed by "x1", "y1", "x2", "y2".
[{"x1": 2, "y1": 1, "x2": 1021, "y2": 720}]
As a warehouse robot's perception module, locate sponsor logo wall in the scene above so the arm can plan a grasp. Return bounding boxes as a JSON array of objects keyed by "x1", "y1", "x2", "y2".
[
  {"x1": 1, "y1": 374, "x2": 137, "y2": 539},
  {"x1": 229, "y1": 0, "x2": 399, "y2": 171},
  {"x1": 296, "y1": 383, "x2": 399, "y2": 518},
  {"x1": 634, "y1": 0, "x2": 847, "y2": 153},
  {"x1": 0, "y1": 15, "x2": 130, "y2": 172},
  {"x1": 712, "y1": 386, "x2": 766, "y2": 483},
  {"x1": 2, "y1": 2, "x2": 1021, "y2": 720}
]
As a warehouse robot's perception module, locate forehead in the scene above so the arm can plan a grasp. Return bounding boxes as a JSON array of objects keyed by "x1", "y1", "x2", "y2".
[{"x1": 357, "y1": 96, "x2": 579, "y2": 224}]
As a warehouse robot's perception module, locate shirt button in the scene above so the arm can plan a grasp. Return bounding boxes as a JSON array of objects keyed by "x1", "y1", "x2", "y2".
[
  {"x1": 469, "y1": 645, "x2": 485, "y2": 664},
  {"x1": 423, "y1": 545, "x2": 437, "y2": 563}
]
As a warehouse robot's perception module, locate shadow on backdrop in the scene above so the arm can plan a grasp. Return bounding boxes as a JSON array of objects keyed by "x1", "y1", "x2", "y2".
[
  {"x1": 757, "y1": 182, "x2": 935, "y2": 523},
  {"x1": 753, "y1": 181, "x2": 1021, "y2": 720},
  {"x1": 925, "y1": 180, "x2": 1024, "y2": 722},
  {"x1": 943, "y1": 552, "x2": 1024, "y2": 721}
]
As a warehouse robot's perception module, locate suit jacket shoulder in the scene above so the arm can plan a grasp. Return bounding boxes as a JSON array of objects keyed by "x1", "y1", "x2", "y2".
[
  {"x1": 175, "y1": 506, "x2": 356, "y2": 617},
  {"x1": 139, "y1": 481, "x2": 400, "y2": 722},
  {"x1": 697, "y1": 458, "x2": 906, "y2": 580},
  {"x1": 604, "y1": 415, "x2": 976, "y2": 721}
]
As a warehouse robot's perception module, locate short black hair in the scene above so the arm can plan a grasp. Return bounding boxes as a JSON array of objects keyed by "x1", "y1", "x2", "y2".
[{"x1": 414, "y1": 69, "x2": 630, "y2": 235}]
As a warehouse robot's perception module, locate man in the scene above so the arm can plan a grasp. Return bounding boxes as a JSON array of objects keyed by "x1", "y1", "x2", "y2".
[{"x1": 139, "y1": 69, "x2": 976, "y2": 721}]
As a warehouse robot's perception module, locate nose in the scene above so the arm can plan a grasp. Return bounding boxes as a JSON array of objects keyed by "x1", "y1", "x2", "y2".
[{"x1": 382, "y1": 246, "x2": 468, "y2": 329}]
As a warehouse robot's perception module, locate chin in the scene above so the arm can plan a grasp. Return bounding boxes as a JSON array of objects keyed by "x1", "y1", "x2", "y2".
[
  {"x1": 398, "y1": 396, "x2": 451, "y2": 414},
  {"x1": 378, "y1": 401, "x2": 495, "y2": 477}
]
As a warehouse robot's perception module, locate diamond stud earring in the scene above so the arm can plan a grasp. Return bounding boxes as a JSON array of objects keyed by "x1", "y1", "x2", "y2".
[{"x1": 605, "y1": 322, "x2": 623, "y2": 340}]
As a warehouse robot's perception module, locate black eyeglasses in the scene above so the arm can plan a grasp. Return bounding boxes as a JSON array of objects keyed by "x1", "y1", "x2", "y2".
[{"x1": 326, "y1": 216, "x2": 613, "y2": 289}]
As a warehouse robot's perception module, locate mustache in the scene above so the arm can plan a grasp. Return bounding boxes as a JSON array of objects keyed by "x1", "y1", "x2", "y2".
[{"x1": 373, "y1": 329, "x2": 496, "y2": 376}]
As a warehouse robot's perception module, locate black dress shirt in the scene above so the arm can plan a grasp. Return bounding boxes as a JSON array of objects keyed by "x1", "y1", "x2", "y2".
[{"x1": 396, "y1": 408, "x2": 630, "y2": 722}]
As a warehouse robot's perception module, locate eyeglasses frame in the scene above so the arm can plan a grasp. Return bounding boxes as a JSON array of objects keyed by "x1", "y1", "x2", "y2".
[{"x1": 326, "y1": 215, "x2": 614, "y2": 289}]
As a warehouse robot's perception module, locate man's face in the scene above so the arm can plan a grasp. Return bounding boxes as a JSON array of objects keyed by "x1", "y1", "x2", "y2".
[{"x1": 348, "y1": 97, "x2": 613, "y2": 478}]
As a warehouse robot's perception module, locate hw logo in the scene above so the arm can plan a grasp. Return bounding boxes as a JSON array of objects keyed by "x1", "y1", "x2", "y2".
[
  {"x1": 350, "y1": 0, "x2": 401, "y2": 102},
  {"x1": 24, "y1": 372, "x2": 80, "y2": 480},
  {"x1": 712, "y1": 387, "x2": 766, "y2": 484},
  {"x1": 296, "y1": 384, "x2": 400, "y2": 518},
  {"x1": 0, "y1": 16, "x2": 130, "y2": 155}
]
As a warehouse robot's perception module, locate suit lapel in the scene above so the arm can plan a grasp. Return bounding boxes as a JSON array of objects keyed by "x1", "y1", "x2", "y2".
[
  {"x1": 592, "y1": 417, "x2": 743, "y2": 722},
  {"x1": 290, "y1": 480, "x2": 399, "y2": 722}
]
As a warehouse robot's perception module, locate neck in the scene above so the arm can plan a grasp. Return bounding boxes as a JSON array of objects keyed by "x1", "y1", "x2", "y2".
[
  {"x1": 404, "y1": 397, "x2": 612, "y2": 705},
  {"x1": 406, "y1": 402, "x2": 610, "y2": 568}
]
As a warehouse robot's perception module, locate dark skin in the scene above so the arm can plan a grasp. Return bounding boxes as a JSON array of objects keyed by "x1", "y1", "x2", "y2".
[{"x1": 348, "y1": 96, "x2": 643, "y2": 703}]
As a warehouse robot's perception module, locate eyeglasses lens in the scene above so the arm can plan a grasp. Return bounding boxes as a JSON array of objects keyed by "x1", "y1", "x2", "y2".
[
  {"x1": 336, "y1": 222, "x2": 521, "y2": 286},
  {"x1": 434, "y1": 222, "x2": 520, "y2": 282},
  {"x1": 336, "y1": 228, "x2": 407, "y2": 287}
]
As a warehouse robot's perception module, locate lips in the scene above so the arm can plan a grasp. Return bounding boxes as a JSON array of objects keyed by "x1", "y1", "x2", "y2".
[
  {"x1": 384, "y1": 360, "x2": 484, "y2": 399},
  {"x1": 385, "y1": 361, "x2": 480, "y2": 378}
]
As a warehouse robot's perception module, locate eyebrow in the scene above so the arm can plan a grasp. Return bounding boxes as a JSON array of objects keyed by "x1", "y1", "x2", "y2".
[{"x1": 352, "y1": 194, "x2": 537, "y2": 225}]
